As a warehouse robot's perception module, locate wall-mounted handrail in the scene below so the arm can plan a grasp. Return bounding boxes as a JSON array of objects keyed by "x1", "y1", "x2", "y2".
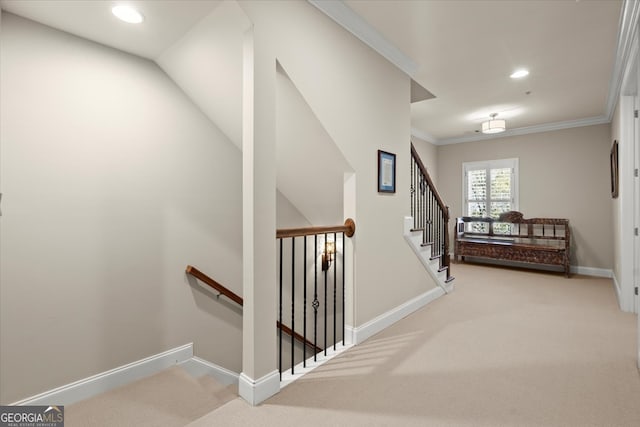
[
  {"x1": 276, "y1": 218, "x2": 356, "y2": 239},
  {"x1": 276, "y1": 321, "x2": 322, "y2": 353},
  {"x1": 185, "y1": 265, "x2": 321, "y2": 353},
  {"x1": 186, "y1": 265, "x2": 243, "y2": 305}
]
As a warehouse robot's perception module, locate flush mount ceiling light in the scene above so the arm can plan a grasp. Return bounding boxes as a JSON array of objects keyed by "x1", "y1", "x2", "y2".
[
  {"x1": 481, "y1": 113, "x2": 506, "y2": 134},
  {"x1": 112, "y1": 5, "x2": 144, "y2": 24},
  {"x1": 510, "y1": 69, "x2": 529, "y2": 79}
]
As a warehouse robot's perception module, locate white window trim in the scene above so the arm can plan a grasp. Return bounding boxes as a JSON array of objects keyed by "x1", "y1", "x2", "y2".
[{"x1": 462, "y1": 158, "x2": 519, "y2": 218}]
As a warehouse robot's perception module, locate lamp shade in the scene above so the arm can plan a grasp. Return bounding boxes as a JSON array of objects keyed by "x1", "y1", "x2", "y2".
[
  {"x1": 481, "y1": 118, "x2": 506, "y2": 134},
  {"x1": 325, "y1": 241, "x2": 335, "y2": 255}
]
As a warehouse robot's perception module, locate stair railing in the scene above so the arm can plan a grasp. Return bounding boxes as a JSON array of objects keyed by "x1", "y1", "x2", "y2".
[
  {"x1": 410, "y1": 143, "x2": 452, "y2": 282},
  {"x1": 185, "y1": 265, "x2": 321, "y2": 353},
  {"x1": 276, "y1": 218, "x2": 355, "y2": 379}
]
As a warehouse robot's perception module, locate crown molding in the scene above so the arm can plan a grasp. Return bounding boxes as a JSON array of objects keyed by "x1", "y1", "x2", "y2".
[
  {"x1": 308, "y1": 0, "x2": 419, "y2": 76},
  {"x1": 606, "y1": 0, "x2": 640, "y2": 119},
  {"x1": 410, "y1": 127, "x2": 437, "y2": 144},
  {"x1": 434, "y1": 116, "x2": 610, "y2": 146},
  {"x1": 620, "y1": 18, "x2": 639, "y2": 96},
  {"x1": 311, "y1": 0, "x2": 633, "y2": 143}
]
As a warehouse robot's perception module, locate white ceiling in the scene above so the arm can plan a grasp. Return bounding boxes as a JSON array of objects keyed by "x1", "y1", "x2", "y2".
[
  {"x1": 329, "y1": 0, "x2": 624, "y2": 144},
  {"x1": 0, "y1": 0, "x2": 626, "y2": 145},
  {"x1": 155, "y1": 0, "x2": 251, "y2": 149},
  {"x1": 0, "y1": 0, "x2": 223, "y2": 59}
]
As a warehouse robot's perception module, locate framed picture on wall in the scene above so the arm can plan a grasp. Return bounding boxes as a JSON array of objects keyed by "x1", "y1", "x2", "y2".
[
  {"x1": 610, "y1": 140, "x2": 619, "y2": 198},
  {"x1": 378, "y1": 150, "x2": 396, "y2": 193}
]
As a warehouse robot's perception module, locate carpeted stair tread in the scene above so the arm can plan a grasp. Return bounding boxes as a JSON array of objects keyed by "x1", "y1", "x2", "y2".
[{"x1": 65, "y1": 366, "x2": 231, "y2": 427}]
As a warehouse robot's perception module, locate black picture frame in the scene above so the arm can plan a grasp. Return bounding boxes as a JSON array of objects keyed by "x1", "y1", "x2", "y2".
[
  {"x1": 378, "y1": 150, "x2": 396, "y2": 193},
  {"x1": 610, "y1": 140, "x2": 619, "y2": 199}
]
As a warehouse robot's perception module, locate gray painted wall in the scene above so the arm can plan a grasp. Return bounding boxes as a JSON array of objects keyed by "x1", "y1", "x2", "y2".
[
  {"x1": 437, "y1": 124, "x2": 613, "y2": 270},
  {"x1": 0, "y1": 13, "x2": 243, "y2": 403}
]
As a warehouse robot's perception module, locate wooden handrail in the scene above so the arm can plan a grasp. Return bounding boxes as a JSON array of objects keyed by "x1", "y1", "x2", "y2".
[
  {"x1": 185, "y1": 265, "x2": 322, "y2": 353},
  {"x1": 276, "y1": 218, "x2": 356, "y2": 239},
  {"x1": 277, "y1": 321, "x2": 322, "y2": 353},
  {"x1": 411, "y1": 144, "x2": 448, "y2": 216},
  {"x1": 411, "y1": 142, "x2": 452, "y2": 282},
  {"x1": 186, "y1": 265, "x2": 243, "y2": 305}
]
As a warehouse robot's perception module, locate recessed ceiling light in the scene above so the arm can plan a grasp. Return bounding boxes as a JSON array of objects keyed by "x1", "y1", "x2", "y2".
[
  {"x1": 510, "y1": 69, "x2": 529, "y2": 79},
  {"x1": 112, "y1": 5, "x2": 144, "y2": 24}
]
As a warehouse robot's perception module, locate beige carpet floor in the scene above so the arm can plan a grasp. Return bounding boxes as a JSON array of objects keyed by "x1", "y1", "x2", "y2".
[
  {"x1": 65, "y1": 366, "x2": 236, "y2": 427},
  {"x1": 191, "y1": 263, "x2": 640, "y2": 427}
]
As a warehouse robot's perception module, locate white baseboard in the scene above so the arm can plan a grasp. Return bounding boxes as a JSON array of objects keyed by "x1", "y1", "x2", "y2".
[
  {"x1": 613, "y1": 273, "x2": 624, "y2": 310},
  {"x1": 344, "y1": 324, "x2": 356, "y2": 345},
  {"x1": 350, "y1": 286, "x2": 445, "y2": 345},
  {"x1": 178, "y1": 357, "x2": 239, "y2": 386},
  {"x1": 280, "y1": 341, "x2": 353, "y2": 389},
  {"x1": 238, "y1": 370, "x2": 280, "y2": 406},
  {"x1": 570, "y1": 265, "x2": 612, "y2": 278},
  {"x1": 612, "y1": 271, "x2": 637, "y2": 313},
  {"x1": 11, "y1": 343, "x2": 194, "y2": 406}
]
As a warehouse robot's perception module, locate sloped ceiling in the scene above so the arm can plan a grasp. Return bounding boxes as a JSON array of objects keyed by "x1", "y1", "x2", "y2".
[
  {"x1": 156, "y1": 0, "x2": 250, "y2": 148},
  {"x1": 155, "y1": 3, "x2": 350, "y2": 225},
  {"x1": 1, "y1": 0, "x2": 352, "y2": 226},
  {"x1": 276, "y1": 65, "x2": 353, "y2": 226},
  {"x1": 0, "y1": 0, "x2": 223, "y2": 60}
]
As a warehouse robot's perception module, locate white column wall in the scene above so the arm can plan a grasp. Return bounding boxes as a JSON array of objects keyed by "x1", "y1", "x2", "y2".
[
  {"x1": 239, "y1": 1, "x2": 437, "y2": 331},
  {"x1": 240, "y1": 25, "x2": 279, "y2": 405}
]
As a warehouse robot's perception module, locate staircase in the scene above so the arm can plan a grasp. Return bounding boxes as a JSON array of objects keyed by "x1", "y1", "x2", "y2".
[
  {"x1": 404, "y1": 217, "x2": 454, "y2": 293},
  {"x1": 406, "y1": 143, "x2": 454, "y2": 293},
  {"x1": 65, "y1": 366, "x2": 236, "y2": 427}
]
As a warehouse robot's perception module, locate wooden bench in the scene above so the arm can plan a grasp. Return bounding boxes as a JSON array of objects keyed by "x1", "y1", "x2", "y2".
[{"x1": 454, "y1": 211, "x2": 571, "y2": 277}]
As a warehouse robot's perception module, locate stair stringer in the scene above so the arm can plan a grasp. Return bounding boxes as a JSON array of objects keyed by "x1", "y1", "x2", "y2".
[{"x1": 403, "y1": 216, "x2": 454, "y2": 294}]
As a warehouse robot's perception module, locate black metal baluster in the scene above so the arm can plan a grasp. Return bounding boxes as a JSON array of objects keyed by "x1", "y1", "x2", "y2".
[
  {"x1": 279, "y1": 238, "x2": 283, "y2": 379},
  {"x1": 431, "y1": 198, "x2": 440, "y2": 257},
  {"x1": 333, "y1": 232, "x2": 337, "y2": 351},
  {"x1": 416, "y1": 170, "x2": 419, "y2": 230},
  {"x1": 416, "y1": 159, "x2": 419, "y2": 230},
  {"x1": 424, "y1": 185, "x2": 428, "y2": 244},
  {"x1": 424, "y1": 177, "x2": 427, "y2": 243},
  {"x1": 324, "y1": 233, "x2": 328, "y2": 356},
  {"x1": 416, "y1": 159, "x2": 419, "y2": 225},
  {"x1": 342, "y1": 231, "x2": 345, "y2": 346},
  {"x1": 411, "y1": 157, "x2": 415, "y2": 228},
  {"x1": 313, "y1": 234, "x2": 318, "y2": 362},
  {"x1": 417, "y1": 159, "x2": 420, "y2": 232},
  {"x1": 437, "y1": 200, "x2": 441, "y2": 261},
  {"x1": 426, "y1": 187, "x2": 430, "y2": 244},
  {"x1": 291, "y1": 237, "x2": 295, "y2": 375},
  {"x1": 440, "y1": 204, "x2": 444, "y2": 262},
  {"x1": 436, "y1": 195, "x2": 440, "y2": 255},
  {"x1": 440, "y1": 208, "x2": 447, "y2": 268},
  {"x1": 303, "y1": 236, "x2": 307, "y2": 367},
  {"x1": 434, "y1": 199, "x2": 438, "y2": 259},
  {"x1": 421, "y1": 176, "x2": 425, "y2": 244}
]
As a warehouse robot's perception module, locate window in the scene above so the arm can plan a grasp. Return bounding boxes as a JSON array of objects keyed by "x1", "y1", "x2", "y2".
[{"x1": 463, "y1": 158, "x2": 518, "y2": 233}]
